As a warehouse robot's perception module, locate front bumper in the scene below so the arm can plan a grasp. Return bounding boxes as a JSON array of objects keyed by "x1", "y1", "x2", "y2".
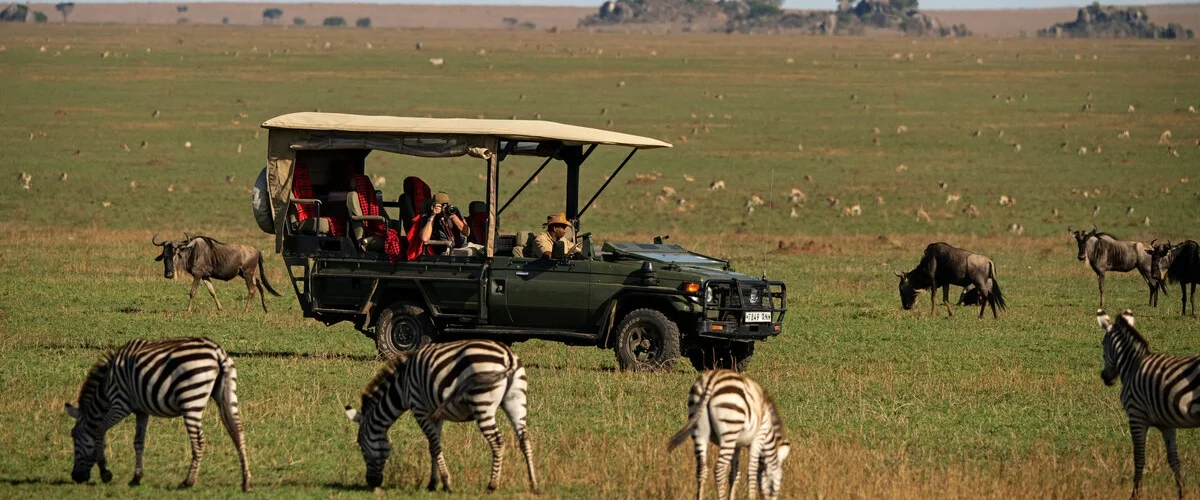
[
  {"x1": 697, "y1": 319, "x2": 783, "y2": 340},
  {"x1": 694, "y1": 279, "x2": 787, "y2": 341}
]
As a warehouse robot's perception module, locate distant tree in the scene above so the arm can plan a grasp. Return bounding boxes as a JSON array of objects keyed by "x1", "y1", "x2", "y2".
[
  {"x1": 222, "y1": 16, "x2": 229, "y2": 24},
  {"x1": 519, "y1": 20, "x2": 536, "y2": 30},
  {"x1": 262, "y1": 8, "x2": 283, "y2": 24},
  {"x1": 355, "y1": 16, "x2": 370, "y2": 28},
  {"x1": 177, "y1": 5, "x2": 188, "y2": 13},
  {"x1": 1189, "y1": 29, "x2": 1195, "y2": 39},
  {"x1": 502, "y1": 16, "x2": 518, "y2": 27},
  {"x1": 293, "y1": 16, "x2": 306, "y2": 25},
  {"x1": 54, "y1": 2, "x2": 74, "y2": 23},
  {"x1": 322, "y1": 16, "x2": 346, "y2": 27},
  {"x1": 746, "y1": 0, "x2": 781, "y2": 19},
  {"x1": 33, "y1": 10, "x2": 48, "y2": 22}
]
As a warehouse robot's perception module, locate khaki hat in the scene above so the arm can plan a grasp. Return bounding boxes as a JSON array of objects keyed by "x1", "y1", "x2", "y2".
[
  {"x1": 433, "y1": 191, "x2": 451, "y2": 204},
  {"x1": 543, "y1": 213, "x2": 570, "y2": 228}
]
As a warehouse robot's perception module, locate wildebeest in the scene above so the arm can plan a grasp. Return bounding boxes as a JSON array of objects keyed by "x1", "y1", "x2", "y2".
[
  {"x1": 894, "y1": 242, "x2": 1006, "y2": 318},
  {"x1": 152, "y1": 233, "x2": 280, "y2": 312},
  {"x1": 1070, "y1": 227, "x2": 1160, "y2": 308},
  {"x1": 1148, "y1": 240, "x2": 1200, "y2": 316}
]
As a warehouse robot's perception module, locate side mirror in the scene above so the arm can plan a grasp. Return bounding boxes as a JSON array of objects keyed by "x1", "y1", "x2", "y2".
[{"x1": 552, "y1": 240, "x2": 566, "y2": 261}]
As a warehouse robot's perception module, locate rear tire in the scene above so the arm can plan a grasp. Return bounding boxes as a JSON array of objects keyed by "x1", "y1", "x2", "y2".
[
  {"x1": 375, "y1": 302, "x2": 433, "y2": 359},
  {"x1": 613, "y1": 309, "x2": 681, "y2": 372},
  {"x1": 687, "y1": 341, "x2": 754, "y2": 372}
]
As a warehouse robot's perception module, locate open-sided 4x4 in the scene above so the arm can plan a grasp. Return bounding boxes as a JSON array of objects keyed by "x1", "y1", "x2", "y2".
[{"x1": 251, "y1": 112, "x2": 786, "y2": 372}]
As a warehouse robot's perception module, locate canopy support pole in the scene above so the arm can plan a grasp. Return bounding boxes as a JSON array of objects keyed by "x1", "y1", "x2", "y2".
[{"x1": 578, "y1": 148, "x2": 637, "y2": 220}]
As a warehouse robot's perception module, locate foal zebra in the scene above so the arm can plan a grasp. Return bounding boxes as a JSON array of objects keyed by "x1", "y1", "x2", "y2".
[
  {"x1": 668, "y1": 370, "x2": 790, "y2": 500},
  {"x1": 1097, "y1": 309, "x2": 1200, "y2": 499},
  {"x1": 344, "y1": 339, "x2": 538, "y2": 493},
  {"x1": 64, "y1": 337, "x2": 251, "y2": 491}
]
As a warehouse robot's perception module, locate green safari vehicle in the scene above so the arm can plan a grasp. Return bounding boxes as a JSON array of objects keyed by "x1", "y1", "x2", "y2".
[{"x1": 251, "y1": 112, "x2": 786, "y2": 371}]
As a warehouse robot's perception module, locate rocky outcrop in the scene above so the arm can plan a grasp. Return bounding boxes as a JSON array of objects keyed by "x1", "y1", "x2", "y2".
[
  {"x1": 1038, "y1": 3, "x2": 1193, "y2": 39},
  {"x1": 0, "y1": 3, "x2": 31, "y2": 22},
  {"x1": 580, "y1": 0, "x2": 969, "y2": 37}
]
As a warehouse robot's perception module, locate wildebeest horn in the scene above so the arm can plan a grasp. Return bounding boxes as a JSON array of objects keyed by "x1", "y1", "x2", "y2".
[
  {"x1": 1067, "y1": 226, "x2": 1074, "y2": 233},
  {"x1": 1151, "y1": 238, "x2": 1158, "y2": 247},
  {"x1": 893, "y1": 270, "x2": 904, "y2": 278},
  {"x1": 151, "y1": 232, "x2": 165, "y2": 246},
  {"x1": 182, "y1": 232, "x2": 191, "y2": 241}
]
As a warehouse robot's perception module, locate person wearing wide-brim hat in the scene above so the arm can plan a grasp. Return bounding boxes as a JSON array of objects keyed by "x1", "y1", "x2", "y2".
[{"x1": 533, "y1": 213, "x2": 578, "y2": 259}]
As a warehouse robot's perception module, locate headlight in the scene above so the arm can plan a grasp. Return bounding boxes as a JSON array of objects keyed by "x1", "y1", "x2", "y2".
[
  {"x1": 748, "y1": 288, "x2": 760, "y2": 305},
  {"x1": 704, "y1": 286, "x2": 715, "y2": 304}
]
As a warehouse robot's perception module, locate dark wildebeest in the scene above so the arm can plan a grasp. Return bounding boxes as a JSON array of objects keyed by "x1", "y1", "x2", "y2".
[
  {"x1": 1148, "y1": 240, "x2": 1200, "y2": 316},
  {"x1": 1070, "y1": 227, "x2": 1159, "y2": 308},
  {"x1": 152, "y1": 233, "x2": 280, "y2": 312},
  {"x1": 895, "y1": 242, "x2": 1006, "y2": 318}
]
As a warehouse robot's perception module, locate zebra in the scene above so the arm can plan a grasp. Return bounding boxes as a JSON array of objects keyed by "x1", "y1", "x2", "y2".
[
  {"x1": 1096, "y1": 309, "x2": 1200, "y2": 499},
  {"x1": 343, "y1": 339, "x2": 538, "y2": 493},
  {"x1": 64, "y1": 337, "x2": 251, "y2": 491},
  {"x1": 667, "y1": 370, "x2": 790, "y2": 500}
]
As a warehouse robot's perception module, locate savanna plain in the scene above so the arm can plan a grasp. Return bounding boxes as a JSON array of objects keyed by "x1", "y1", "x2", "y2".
[{"x1": 1, "y1": 24, "x2": 1200, "y2": 498}]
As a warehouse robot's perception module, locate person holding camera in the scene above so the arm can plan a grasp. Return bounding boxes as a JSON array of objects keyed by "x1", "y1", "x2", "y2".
[{"x1": 416, "y1": 192, "x2": 470, "y2": 255}]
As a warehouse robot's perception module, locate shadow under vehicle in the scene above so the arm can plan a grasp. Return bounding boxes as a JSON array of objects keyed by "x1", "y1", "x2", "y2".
[{"x1": 251, "y1": 112, "x2": 786, "y2": 371}]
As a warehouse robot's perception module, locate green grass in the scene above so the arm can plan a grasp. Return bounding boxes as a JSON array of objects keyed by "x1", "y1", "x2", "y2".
[{"x1": 2, "y1": 25, "x2": 1200, "y2": 498}]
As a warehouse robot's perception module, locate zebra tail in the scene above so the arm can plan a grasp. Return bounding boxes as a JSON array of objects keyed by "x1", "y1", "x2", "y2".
[
  {"x1": 212, "y1": 349, "x2": 242, "y2": 427},
  {"x1": 667, "y1": 387, "x2": 714, "y2": 452},
  {"x1": 429, "y1": 369, "x2": 513, "y2": 421},
  {"x1": 258, "y1": 254, "x2": 281, "y2": 297}
]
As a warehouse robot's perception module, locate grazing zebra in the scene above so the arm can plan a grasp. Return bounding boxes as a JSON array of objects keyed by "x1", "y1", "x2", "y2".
[
  {"x1": 344, "y1": 339, "x2": 538, "y2": 493},
  {"x1": 667, "y1": 370, "x2": 790, "y2": 500},
  {"x1": 64, "y1": 337, "x2": 251, "y2": 491},
  {"x1": 1096, "y1": 309, "x2": 1200, "y2": 499}
]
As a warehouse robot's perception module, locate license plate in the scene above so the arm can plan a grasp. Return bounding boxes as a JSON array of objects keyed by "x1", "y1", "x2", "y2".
[{"x1": 744, "y1": 311, "x2": 771, "y2": 323}]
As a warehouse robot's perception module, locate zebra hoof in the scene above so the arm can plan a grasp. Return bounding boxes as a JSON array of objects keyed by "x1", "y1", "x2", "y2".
[{"x1": 99, "y1": 470, "x2": 113, "y2": 484}]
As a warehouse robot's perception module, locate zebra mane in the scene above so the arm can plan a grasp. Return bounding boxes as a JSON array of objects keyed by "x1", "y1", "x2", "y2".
[
  {"x1": 762, "y1": 390, "x2": 785, "y2": 434},
  {"x1": 1112, "y1": 312, "x2": 1149, "y2": 353},
  {"x1": 77, "y1": 351, "x2": 114, "y2": 405},
  {"x1": 360, "y1": 354, "x2": 409, "y2": 407}
]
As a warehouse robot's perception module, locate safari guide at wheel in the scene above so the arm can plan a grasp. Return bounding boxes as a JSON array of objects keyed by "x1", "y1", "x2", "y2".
[
  {"x1": 409, "y1": 191, "x2": 472, "y2": 259},
  {"x1": 535, "y1": 213, "x2": 579, "y2": 259}
]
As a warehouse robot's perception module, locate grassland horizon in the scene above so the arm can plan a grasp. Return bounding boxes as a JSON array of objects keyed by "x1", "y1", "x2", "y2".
[{"x1": 2, "y1": 23, "x2": 1200, "y2": 499}]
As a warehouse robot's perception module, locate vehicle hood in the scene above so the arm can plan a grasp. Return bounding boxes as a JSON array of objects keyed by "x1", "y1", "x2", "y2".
[{"x1": 602, "y1": 242, "x2": 764, "y2": 282}]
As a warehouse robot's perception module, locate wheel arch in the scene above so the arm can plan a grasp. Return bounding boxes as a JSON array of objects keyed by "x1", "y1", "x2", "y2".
[{"x1": 600, "y1": 291, "x2": 697, "y2": 349}]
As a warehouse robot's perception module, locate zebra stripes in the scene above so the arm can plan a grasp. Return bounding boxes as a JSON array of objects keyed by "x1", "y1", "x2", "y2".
[
  {"x1": 344, "y1": 339, "x2": 538, "y2": 493},
  {"x1": 64, "y1": 337, "x2": 251, "y2": 492},
  {"x1": 1097, "y1": 309, "x2": 1200, "y2": 499},
  {"x1": 668, "y1": 369, "x2": 790, "y2": 500}
]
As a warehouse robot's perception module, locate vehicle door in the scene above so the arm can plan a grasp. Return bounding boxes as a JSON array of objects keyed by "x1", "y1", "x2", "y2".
[{"x1": 488, "y1": 256, "x2": 591, "y2": 329}]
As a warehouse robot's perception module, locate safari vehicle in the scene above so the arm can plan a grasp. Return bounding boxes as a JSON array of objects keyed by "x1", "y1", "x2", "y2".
[{"x1": 251, "y1": 112, "x2": 786, "y2": 371}]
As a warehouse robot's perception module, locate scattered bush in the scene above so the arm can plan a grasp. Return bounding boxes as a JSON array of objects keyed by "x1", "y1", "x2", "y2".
[
  {"x1": 33, "y1": 10, "x2": 47, "y2": 23},
  {"x1": 263, "y1": 7, "x2": 283, "y2": 24},
  {"x1": 355, "y1": 17, "x2": 370, "y2": 28},
  {"x1": 293, "y1": 17, "x2": 306, "y2": 25},
  {"x1": 222, "y1": 16, "x2": 229, "y2": 24},
  {"x1": 323, "y1": 16, "x2": 346, "y2": 27}
]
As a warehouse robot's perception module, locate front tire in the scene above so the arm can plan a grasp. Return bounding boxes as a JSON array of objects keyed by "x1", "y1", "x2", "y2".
[
  {"x1": 375, "y1": 302, "x2": 433, "y2": 359},
  {"x1": 613, "y1": 309, "x2": 681, "y2": 372},
  {"x1": 687, "y1": 341, "x2": 754, "y2": 372}
]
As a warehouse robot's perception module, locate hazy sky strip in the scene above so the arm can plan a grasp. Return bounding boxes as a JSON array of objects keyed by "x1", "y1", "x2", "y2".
[{"x1": 59, "y1": 0, "x2": 1200, "y2": 8}]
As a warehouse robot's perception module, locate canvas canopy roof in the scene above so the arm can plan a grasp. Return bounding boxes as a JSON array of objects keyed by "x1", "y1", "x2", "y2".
[{"x1": 261, "y1": 112, "x2": 673, "y2": 149}]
